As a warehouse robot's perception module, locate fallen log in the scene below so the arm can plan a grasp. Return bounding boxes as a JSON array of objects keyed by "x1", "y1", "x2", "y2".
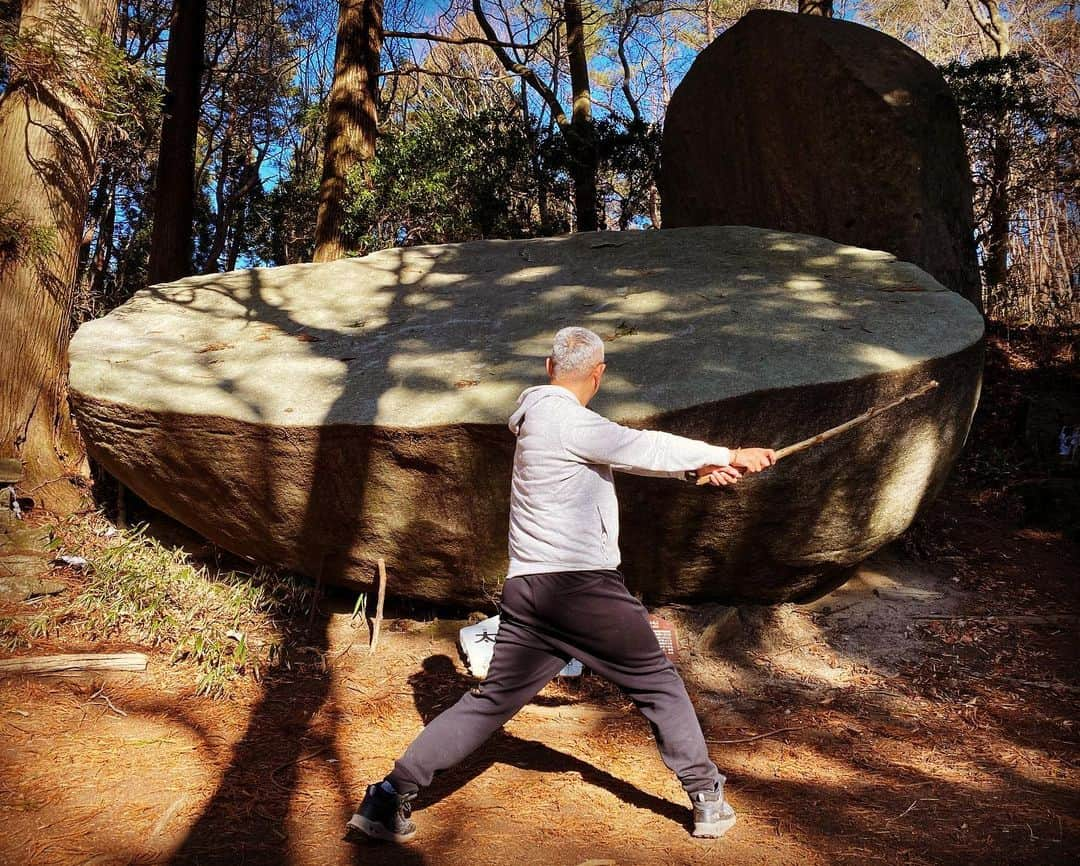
[{"x1": 0, "y1": 652, "x2": 148, "y2": 675}]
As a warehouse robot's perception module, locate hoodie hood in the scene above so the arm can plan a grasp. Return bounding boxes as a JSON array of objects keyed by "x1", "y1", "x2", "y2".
[{"x1": 508, "y1": 385, "x2": 578, "y2": 434}]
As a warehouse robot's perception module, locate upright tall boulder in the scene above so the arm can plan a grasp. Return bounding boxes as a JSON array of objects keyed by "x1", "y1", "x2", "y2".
[{"x1": 661, "y1": 10, "x2": 982, "y2": 309}]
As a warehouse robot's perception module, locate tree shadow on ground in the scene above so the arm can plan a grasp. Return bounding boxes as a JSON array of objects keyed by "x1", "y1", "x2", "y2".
[
  {"x1": 671, "y1": 530, "x2": 1079, "y2": 864},
  {"x1": 396, "y1": 654, "x2": 691, "y2": 829}
]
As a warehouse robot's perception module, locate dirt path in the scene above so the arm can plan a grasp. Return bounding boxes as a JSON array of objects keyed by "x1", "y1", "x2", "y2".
[{"x1": 1, "y1": 517, "x2": 1076, "y2": 866}]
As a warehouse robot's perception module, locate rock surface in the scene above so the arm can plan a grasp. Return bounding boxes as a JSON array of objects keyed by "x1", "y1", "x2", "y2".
[
  {"x1": 68, "y1": 226, "x2": 984, "y2": 604},
  {"x1": 661, "y1": 10, "x2": 981, "y2": 307}
]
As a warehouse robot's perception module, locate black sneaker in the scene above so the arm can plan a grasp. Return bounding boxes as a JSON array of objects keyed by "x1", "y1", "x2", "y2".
[
  {"x1": 690, "y1": 784, "x2": 737, "y2": 838},
  {"x1": 346, "y1": 783, "x2": 417, "y2": 842}
]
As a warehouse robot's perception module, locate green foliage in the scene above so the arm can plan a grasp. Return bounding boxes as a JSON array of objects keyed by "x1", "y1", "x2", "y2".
[
  {"x1": 255, "y1": 169, "x2": 320, "y2": 265},
  {"x1": 941, "y1": 50, "x2": 1078, "y2": 201},
  {"x1": 941, "y1": 51, "x2": 1074, "y2": 142},
  {"x1": 1, "y1": 7, "x2": 158, "y2": 129},
  {"x1": 253, "y1": 108, "x2": 662, "y2": 262},
  {"x1": 1, "y1": 519, "x2": 314, "y2": 699},
  {"x1": 941, "y1": 51, "x2": 1079, "y2": 322},
  {"x1": 0, "y1": 0, "x2": 19, "y2": 87},
  {"x1": 0, "y1": 202, "x2": 57, "y2": 271},
  {"x1": 0, "y1": 3, "x2": 160, "y2": 317},
  {"x1": 351, "y1": 591, "x2": 368, "y2": 622},
  {"x1": 597, "y1": 117, "x2": 662, "y2": 229},
  {"x1": 342, "y1": 109, "x2": 551, "y2": 254}
]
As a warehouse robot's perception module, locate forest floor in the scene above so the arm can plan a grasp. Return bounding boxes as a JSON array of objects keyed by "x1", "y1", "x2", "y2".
[{"x1": 0, "y1": 326, "x2": 1077, "y2": 866}]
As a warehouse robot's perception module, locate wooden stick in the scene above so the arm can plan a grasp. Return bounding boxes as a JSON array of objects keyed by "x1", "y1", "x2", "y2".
[
  {"x1": 773, "y1": 380, "x2": 940, "y2": 460},
  {"x1": 88, "y1": 686, "x2": 128, "y2": 716},
  {"x1": 370, "y1": 557, "x2": 388, "y2": 654},
  {"x1": 706, "y1": 725, "x2": 803, "y2": 745},
  {"x1": 697, "y1": 380, "x2": 939, "y2": 485},
  {"x1": 0, "y1": 653, "x2": 147, "y2": 675}
]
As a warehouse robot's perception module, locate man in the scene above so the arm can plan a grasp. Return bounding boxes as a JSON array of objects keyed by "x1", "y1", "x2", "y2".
[{"x1": 348, "y1": 326, "x2": 775, "y2": 842}]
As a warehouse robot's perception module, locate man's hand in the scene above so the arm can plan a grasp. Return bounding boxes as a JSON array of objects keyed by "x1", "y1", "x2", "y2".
[
  {"x1": 730, "y1": 447, "x2": 777, "y2": 473},
  {"x1": 696, "y1": 464, "x2": 743, "y2": 486}
]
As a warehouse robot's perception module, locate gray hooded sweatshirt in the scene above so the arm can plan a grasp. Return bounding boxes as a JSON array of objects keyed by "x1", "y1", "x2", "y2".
[{"x1": 506, "y1": 385, "x2": 731, "y2": 578}]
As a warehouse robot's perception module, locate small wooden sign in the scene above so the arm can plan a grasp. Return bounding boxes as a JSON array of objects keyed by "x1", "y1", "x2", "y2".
[{"x1": 648, "y1": 614, "x2": 679, "y2": 661}]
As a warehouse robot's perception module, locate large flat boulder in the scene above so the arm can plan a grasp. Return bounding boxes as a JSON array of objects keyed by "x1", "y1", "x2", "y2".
[
  {"x1": 68, "y1": 226, "x2": 983, "y2": 605},
  {"x1": 661, "y1": 10, "x2": 982, "y2": 308}
]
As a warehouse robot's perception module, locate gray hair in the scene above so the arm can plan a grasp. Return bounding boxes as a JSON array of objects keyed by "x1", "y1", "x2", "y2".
[{"x1": 550, "y1": 326, "x2": 604, "y2": 378}]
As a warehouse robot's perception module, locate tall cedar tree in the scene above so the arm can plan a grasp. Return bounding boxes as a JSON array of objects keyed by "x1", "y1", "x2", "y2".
[
  {"x1": 0, "y1": 0, "x2": 117, "y2": 511},
  {"x1": 148, "y1": 0, "x2": 207, "y2": 284},
  {"x1": 314, "y1": 0, "x2": 383, "y2": 262},
  {"x1": 565, "y1": 0, "x2": 598, "y2": 231}
]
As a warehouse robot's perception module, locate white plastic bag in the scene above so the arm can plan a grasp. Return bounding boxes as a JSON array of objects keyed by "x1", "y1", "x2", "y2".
[{"x1": 459, "y1": 615, "x2": 582, "y2": 678}]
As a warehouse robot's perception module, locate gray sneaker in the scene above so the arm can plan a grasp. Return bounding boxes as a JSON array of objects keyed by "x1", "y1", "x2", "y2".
[{"x1": 691, "y1": 784, "x2": 737, "y2": 838}]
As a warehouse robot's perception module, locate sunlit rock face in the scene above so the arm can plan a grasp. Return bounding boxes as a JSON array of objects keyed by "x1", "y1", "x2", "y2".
[
  {"x1": 68, "y1": 226, "x2": 984, "y2": 604},
  {"x1": 661, "y1": 10, "x2": 982, "y2": 308}
]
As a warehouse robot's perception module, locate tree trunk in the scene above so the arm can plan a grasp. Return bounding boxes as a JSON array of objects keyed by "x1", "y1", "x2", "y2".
[
  {"x1": 147, "y1": 0, "x2": 206, "y2": 284},
  {"x1": 0, "y1": 0, "x2": 117, "y2": 513},
  {"x1": 88, "y1": 184, "x2": 116, "y2": 307},
  {"x1": 202, "y1": 125, "x2": 233, "y2": 273},
  {"x1": 77, "y1": 165, "x2": 112, "y2": 282},
  {"x1": 564, "y1": 0, "x2": 598, "y2": 232},
  {"x1": 617, "y1": 11, "x2": 643, "y2": 127},
  {"x1": 658, "y1": 10, "x2": 671, "y2": 107},
  {"x1": 798, "y1": 0, "x2": 833, "y2": 15},
  {"x1": 971, "y1": 0, "x2": 1011, "y2": 296},
  {"x1": 82, "y1": 166, "x2": 117, "y2": 312},
  {"x1": 313, "y1": 0, "x2": 383, "y2": 263},
  {"x1": 984, "y1": 128, "x2": 1011, "y2": 292},
  {"x1": 227, "y1": 199, "x2": 248, "y2": 272}
]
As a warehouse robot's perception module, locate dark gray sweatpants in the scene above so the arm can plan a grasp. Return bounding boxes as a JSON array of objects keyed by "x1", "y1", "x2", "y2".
[{"x1": 387, "y1": 569, "x2": 721, "y2": 796}]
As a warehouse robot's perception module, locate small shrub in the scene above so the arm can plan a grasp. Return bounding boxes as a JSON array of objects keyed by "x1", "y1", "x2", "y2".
[{"x1": 19, "y1": 517, "x2": 314, "y2": 698}]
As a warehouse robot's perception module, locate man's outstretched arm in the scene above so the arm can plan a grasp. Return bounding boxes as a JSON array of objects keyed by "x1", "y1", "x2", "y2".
[{"x1": 560, "y1": 407, "x2": 774, "y2": 484}]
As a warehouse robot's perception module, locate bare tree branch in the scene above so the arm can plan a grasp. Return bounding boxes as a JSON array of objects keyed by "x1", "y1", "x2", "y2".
[
  {"x1": 380, "y1": 64, "x2": 520, "y2": 84},
  {"x1": 471, "y1": 0, "x2": 568, "y2": 127},
  {"x1": 385, "y1": 29, "x2": 538, "y2": 50}
]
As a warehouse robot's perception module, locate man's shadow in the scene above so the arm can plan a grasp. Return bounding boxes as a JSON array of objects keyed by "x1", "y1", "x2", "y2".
[{"x1": 406, "y1": 654, "x2": 692, "y2": 830}]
